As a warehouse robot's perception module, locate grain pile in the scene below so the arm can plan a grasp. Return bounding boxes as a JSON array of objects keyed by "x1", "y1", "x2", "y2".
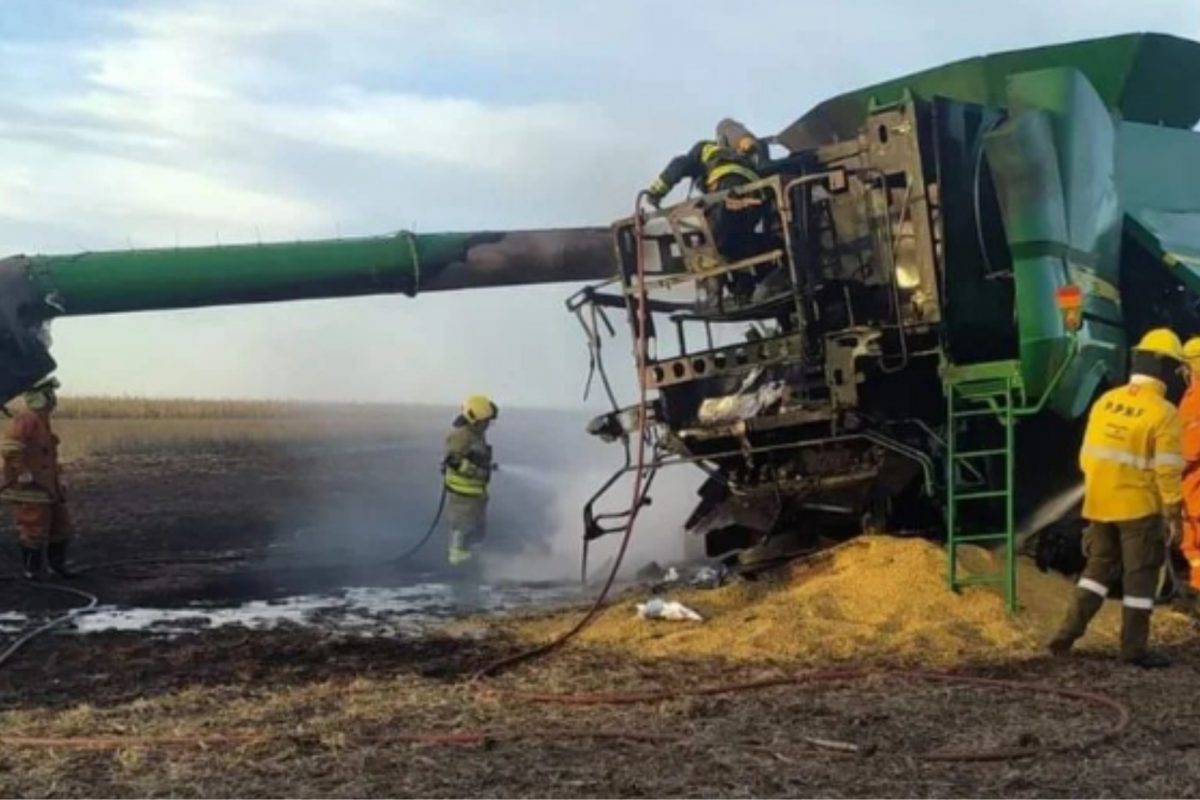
[{"x1": 515, "y1": 535, "x2": 1196, "y2": 667}]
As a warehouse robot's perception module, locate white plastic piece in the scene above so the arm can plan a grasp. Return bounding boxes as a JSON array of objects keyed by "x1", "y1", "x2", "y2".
[{"x1": 636, "y1": 597, "x2": 704, "y2": 622}]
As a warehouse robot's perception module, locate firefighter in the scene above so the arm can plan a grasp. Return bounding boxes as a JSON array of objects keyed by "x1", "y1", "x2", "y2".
[
  {"x1": 1177, "y1": 336, "x2": 1200, "y2": 599},
  {"x1": 1049, "y1": 329, "x2": 1187, "y2": 668},
  {"x1": 645, "y1": 119, "x2": 765, "y2": 296},
  {"x1": 441, "y1": 395, "x2": 498, "y2": 567},
  {"x1": 0, "y1": 377, "x2": 74, "y2": 580}
]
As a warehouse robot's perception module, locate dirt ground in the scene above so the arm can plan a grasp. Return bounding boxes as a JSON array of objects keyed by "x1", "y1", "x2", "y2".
[{"x1": 1, "y1": 418, "x2": 1200, "y2": 797}]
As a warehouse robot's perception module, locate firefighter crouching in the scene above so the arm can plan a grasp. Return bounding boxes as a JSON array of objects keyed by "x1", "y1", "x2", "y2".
[
  {"x1": 1049, "y1": 329, "x2": 1188, "y2": 668},
  {"x1": 441, "y1": 395, "x2": 498, "y2": 567},
  {"x1": 1176, "y1": 336, "x2": 1200, "y2": 603},
  {"x1": 645, "y1": 119, "x2": 766, "y2": 298},
  {"x1": 1, "y1": 377, "x2": 74, "y2": 580}
]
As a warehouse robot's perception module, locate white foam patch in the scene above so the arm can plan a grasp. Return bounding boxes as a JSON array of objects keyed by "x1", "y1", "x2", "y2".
[{"x1": 67, "y1": 582, "x2": 583, "y2": 637}]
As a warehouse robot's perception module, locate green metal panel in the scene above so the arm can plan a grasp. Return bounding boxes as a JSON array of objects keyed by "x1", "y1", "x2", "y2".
[
  {"x1": 20, "y1": 228, "x2": 616, "y2": 318},
  {"x1": 1116, "y1": 122, "x2": 1200, "y2": 217},
  {"x1": 983, "y1": 68, "x2": 1124, "y2": 419},
  {"x1": 778, "y1": 33, "x2": 1200, "y2": 151}
]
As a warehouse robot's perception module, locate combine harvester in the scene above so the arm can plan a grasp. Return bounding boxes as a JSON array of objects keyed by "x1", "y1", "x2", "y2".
[
  {"x1": 0, "y1": 33, "x2": 1197, "y2": 607},
  {"x1": 572, "y1": 32, "x2": 1200, "y2": 609}
]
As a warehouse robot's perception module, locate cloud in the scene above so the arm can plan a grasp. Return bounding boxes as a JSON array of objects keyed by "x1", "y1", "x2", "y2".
[{"x1": 1, "y1": 0, "x2": 1198, "y2": 406}]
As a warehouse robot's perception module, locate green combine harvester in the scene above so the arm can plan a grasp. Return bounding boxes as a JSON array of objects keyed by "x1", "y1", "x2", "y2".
[{"x1": 1, "y1": 33, "x2": 1198, "y2": 606}]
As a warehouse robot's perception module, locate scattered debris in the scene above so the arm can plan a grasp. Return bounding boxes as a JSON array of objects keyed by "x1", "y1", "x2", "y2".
[
  {"x1": 636, "y1": 597, "x2": 704, "y2": 622},
  {"x1": 521, "y1": 536, "x2": 1197, "y2": 665},
  {"x1": 688, "y1": 565, "x2": 726, "y2": 589}
]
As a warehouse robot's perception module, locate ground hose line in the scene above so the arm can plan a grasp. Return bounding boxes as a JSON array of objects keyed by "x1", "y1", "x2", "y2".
[
  {"x1": 391, "y1": 485, "x2": 447, "y2": 564},
  {"x1": 472, "y1": 193, "x2": 655, "y2": 680},
  {"x1": 488, "y1": 668, "x2": 1130, "y2": 763},
  {"x1": 0, "y1": 580, "x2": 99, "y2": 670},
  {"x1": 0, "y1": 669, "x2": 1131, "y2": 763}
]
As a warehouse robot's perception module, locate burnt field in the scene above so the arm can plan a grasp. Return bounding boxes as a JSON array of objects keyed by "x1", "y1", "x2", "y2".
[{"x1": 1, "y1": 402, "x2": 1200, "y2": 797}]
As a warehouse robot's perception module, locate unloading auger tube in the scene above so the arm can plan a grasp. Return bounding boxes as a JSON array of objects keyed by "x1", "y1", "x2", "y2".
[{"x1": 0, "y1": 226, "x2": 616, "y2": 401}]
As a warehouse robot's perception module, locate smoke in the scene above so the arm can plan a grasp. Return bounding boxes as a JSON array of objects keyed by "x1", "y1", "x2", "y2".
[
  {"x1": 262, "y1": 405, "x2": 704, "y2": 592},
  {"x1": 481, "y1": 461, "x2": 700, "y2": 584}
]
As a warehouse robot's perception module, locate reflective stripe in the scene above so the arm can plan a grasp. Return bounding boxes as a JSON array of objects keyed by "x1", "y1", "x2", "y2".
[
  {"x1": 700, "y1": 142, "x2": 721, "y2": 163},
  {"x1": 1123, "y1": 595, "x2": 1155, "y2": 610},
  {"x1": 1156, "y1": 452, "x2": 1185, "y2": 468},
  {"x1": 649, "y1": 177, "x2": 667, "y2": 194},
  {"x1": 0, "y1": 487, "x2": 52, "y2": 504},
  {"x1": 1077, "y1": 577, "x2": 1109, "y2": 598},
  {"x1": 705, "y1": 163, "x2": 758, "y2": 188},
  {"x1": 0, "y1": 440, "x2": 25, "y2": 454},
  {"x1": 1080, "y1": 445, "x2": 1151, "y2": 469},
  {"x1": 444, "y1": 469, "x2": 486, "y2": 497}
]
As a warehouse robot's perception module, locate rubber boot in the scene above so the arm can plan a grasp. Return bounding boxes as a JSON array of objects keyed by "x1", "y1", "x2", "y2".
[
  {"x1": 1048, "y1": 588, "x2": 1105, "y2": 655},
  {"x1": 19, "y1": 547, "x2": 43, "y2": 580},
  {"x1": 1118, "y1": 606, "x2": 1167, "y2": 667},
  {"x1": 448, "y1": 529, "x2": 472, "y2": 567},
  {"x1": 1125, "y1": 650, "x2": 1171, "y2": 669},
  {"x1": 46, "y1": 541, "x2": 75, "y2": 579}
]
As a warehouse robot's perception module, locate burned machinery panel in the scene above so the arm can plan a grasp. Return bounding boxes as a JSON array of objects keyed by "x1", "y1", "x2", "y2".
[{"x1": 576, "y1": 100, "x2": 951, "y2": 559}]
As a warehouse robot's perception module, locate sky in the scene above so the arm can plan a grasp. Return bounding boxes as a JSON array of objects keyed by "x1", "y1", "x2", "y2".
[{"x1": 0, "y1": 0, "x2": 1197, "y2": 409}]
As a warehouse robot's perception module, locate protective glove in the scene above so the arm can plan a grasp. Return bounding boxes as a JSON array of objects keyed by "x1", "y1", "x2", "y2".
[{"x1": 1164, "y1": 503, "x2": 1184, "y2": 548}]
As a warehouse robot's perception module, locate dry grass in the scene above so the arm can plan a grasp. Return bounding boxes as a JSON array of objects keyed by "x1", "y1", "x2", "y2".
[
  {"x1": 512, "y1": 536, "x2": 1197, "y2": 667},
  {"x1": 9, "y1": 395, "x2": 451, "y2": 462},
  {"x1": 2, "y1": 628, "x2": 1199, "y2": 797},
  {"x1": 53, "y1": 395, "x2": 434, "y2": 420}
]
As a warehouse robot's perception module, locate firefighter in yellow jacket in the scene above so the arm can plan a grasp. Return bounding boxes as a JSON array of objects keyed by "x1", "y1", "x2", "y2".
[
  {"x1": 441, "y1": 395, "x2": 497, "y2": 567},
  {"x1": 1049, "y1": 329, "x2": 1188, "y2": 668},
  {"x1": 645, "y1": 119, "x2": 765, "y2": 298}
]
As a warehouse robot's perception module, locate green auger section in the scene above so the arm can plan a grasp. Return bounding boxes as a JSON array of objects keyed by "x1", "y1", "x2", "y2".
[{"x1": 18, "y1": 227, "x2": 615, "y2": 318}]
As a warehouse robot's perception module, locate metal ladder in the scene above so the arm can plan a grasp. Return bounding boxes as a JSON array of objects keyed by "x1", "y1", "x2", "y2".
[{"x1": 944, "y1": 362, "x2": 1020, "y2": 613}]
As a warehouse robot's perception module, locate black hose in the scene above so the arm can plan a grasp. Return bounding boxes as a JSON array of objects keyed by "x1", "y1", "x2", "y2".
[
  {"x1": 0, "y1": 581, "x2": 99, "y2": 670},
  {"x1": 391, "y1": 485, "x2": 448, "y2": 564}
]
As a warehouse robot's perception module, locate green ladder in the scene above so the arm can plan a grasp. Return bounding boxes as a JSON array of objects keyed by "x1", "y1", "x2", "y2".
[{"x1": 944, "y1": 361, "x2": 1021, "y2": 613}]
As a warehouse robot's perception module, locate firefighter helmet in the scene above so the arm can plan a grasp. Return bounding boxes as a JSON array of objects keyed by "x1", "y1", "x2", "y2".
[
  {"x1": 462, "y1": 395, "x2": 498, "y2": 424},
  {"x1": 1134, "y1": 328, "x2": 1184, "y2": 362}
]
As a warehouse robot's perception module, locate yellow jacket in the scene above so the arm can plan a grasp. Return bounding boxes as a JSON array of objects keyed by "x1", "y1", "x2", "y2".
[
  {"x1": 1080, "y1": 377, "x2": 1183, "y2": 521},
  {"x1": 443, "y1": 419, "x2": 491, "y2": 498}
]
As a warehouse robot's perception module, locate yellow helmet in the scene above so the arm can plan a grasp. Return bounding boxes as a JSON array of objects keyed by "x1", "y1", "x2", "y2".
[
  {"x1": 462, "y1": 395, "x2": 498, "y2": 424},
  {"x1": 1133, "y1": 328, "x2": 1184, "y2": 362},
  {"x1": 1184, "y1": 336, "x2": 1200, "y2": 368}
]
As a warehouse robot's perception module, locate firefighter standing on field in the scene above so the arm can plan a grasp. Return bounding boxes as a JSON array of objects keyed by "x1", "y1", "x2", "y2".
[
  {"x1": 441, "y1": 395, "x2": 498, "y2": 567},
  {"x1": 1176, "y1": 336, "x2": 1200, "y2": 602},
  {"x1": 1, "y1": 377, "x2": 74, "y2": 580},
  {"x1": 1049, "y1": 329, "x2": 1188, "y2": 668}
]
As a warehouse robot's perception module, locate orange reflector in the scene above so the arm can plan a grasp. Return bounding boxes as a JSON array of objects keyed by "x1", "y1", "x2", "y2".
[{"x1": 1056, "y1": 284, "x2": 1082, "y2": 309}]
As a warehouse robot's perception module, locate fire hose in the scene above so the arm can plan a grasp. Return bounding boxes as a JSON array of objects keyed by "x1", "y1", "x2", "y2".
[
  {"x1": 0, "y1": 668, "x2": 1131, "y2": 764},
  {"x1": 0, "y1": 580, "x2": 98, "y2": 670},
  {"x1": 390, "y1": 484, "x2": 447, "y2": 564},
  {"x1": 472, "y1": 191, "x2": 656, "y2": 679}
]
